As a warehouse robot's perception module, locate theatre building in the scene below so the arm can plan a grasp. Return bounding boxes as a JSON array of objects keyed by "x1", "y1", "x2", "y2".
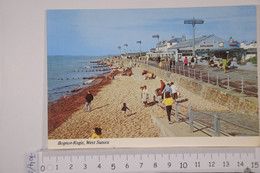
[{"x1": 167, "y1": 35, "x2": 243, "y2": 61}]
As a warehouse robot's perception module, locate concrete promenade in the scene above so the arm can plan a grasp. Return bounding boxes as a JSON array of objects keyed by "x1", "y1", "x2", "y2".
[{"x1": 136, "y1": 59, "x2": 259, "y2": 137}]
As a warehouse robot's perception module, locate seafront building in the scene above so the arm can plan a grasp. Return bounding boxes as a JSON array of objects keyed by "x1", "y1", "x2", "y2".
[{"x1": 147, "y1": 35, "x2": 257, "y2": 62}]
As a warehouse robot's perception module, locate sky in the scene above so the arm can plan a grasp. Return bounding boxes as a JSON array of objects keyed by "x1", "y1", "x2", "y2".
[{"x1": 47, "y1": 6, "x2": 257, "y2": 56}]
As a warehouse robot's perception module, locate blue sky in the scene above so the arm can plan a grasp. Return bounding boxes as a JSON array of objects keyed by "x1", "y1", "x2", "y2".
[{"x1": 47, "y1": 6, "x2": 257, "y2": 56}]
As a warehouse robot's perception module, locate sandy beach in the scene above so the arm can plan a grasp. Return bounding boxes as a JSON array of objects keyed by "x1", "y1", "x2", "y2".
[{"x1": 48, "y1": 59, "x2": 231, "y2": 139}]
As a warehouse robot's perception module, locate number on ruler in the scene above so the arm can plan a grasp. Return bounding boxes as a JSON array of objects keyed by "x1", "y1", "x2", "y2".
[
  {"x1": 209, "y1": 161, "x2": 215, "y2": 167},
  {"x1": 97, "y1": 163, "x2": 102, "y2": 169},
  {"x1": 238, "y1": 161, "x2": 244, "y2": 167},
  {"x1": 125, "y1": 163, "x2": 129, "y2": 169},
  {"x1": 111, "y1": 163, "x2": 116, "y2": 170},
  {"x1": 167, "y1": 162, "x2": 172, "y2": 168},
  {"x1": 69, "y1": 164, "x2": 73, "y2": 170},
  {"x1": 40, "y1": 165, "x2": 45, "y2": 172},
  {"x1": 153, "y1": 162, "x2": 157, "y2": 168},
  {"x1": 223, "y1": 161, "x2": 229, "y2": 167},
  {"x1": 180, "y1": 162, "x2": 188, "y2": 169},
  {"x1": 139, "y1": 162, "x2": 143, "y2": 168},
  {"x1": 195, "y1": 162, "x2": 200, "y2": 167},
  {"x1": 251, "y1": 162, "x2": 259, "y2": 169},
  {"x1": 83, "y1": 164, "x2": 87, "y2": 169}
]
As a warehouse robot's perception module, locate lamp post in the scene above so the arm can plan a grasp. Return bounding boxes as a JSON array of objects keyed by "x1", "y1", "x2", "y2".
[
  {"x1": 152, "y1": 34, "x2": 160, "y2": 55},
  {"x1": 184, "y1": 17, "x2": 204, "y2": 57},
  {"x1": 136, "y1": 40, "x2": 142, "y2": 60},
  {"x1": 118, "y1": 46, "x2": 121, "y2": 55},
  {"x1": 124, "y1": 44, "x2": 128, "y2": 57}
]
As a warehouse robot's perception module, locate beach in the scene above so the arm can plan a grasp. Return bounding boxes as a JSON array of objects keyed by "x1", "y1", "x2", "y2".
[{"x1": 48, "y1": 59, "x2": 231, "y2": 139}]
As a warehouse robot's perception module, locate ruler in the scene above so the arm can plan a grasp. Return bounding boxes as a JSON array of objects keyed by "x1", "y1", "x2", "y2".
[{"x1": 27, "y1": 147, "x2": 260, "y2": 173}]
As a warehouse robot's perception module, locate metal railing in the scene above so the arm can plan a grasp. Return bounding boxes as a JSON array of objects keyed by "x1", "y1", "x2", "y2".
[
  {"x1": 173, "y1": 102, "x2": 259, "y2": 136},
  {"x1": 146, "y1": 61, "x2": 258, "y2": 97}
]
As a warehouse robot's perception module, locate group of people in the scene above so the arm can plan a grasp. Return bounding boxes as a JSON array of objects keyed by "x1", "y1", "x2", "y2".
[
  {"x1": 183, "y1": 57, "x2": 197, "y2": 69},
  {"x1": 142, "y1": 70, "x2": 156, "y2": 80},
  {"x1": 156, "y1": 80, "x2": 179, "y2": 124},
  {"x1": 140, "y1": 85, "x2": 149, "y2": 107},
  {"x1": 208, "y1": 57, "x2": 235, "y2": 73}
]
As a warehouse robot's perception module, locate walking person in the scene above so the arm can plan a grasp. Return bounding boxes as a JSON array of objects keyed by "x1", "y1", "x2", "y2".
[
  {"x1": 222, "y1": 56, "x2": 227, "y2": 73},
  {"x1": 191, "y1": 57, "x2": 195, "y2": 69},
  {"x1": 85, "y1": 91, "x2": 94, "y2": 112},
  {"x1": 184, "y1": 57, "x2": 188, "y2": 67},
  {"x1": 170, "y1": 82, "x2": 178, "y2": 100},
  {"x1": 162, "y1": 83, "x2": 172, "y2": 99},
  {"x1": 121, "y1": 103, "x2": 130, "y2": 117},
  {"x1": 162, "y1": 91, "x2": 174, "y2": 124},
  {"x1": 142, "y1": 85, "x2": 149, "y2": 107}
]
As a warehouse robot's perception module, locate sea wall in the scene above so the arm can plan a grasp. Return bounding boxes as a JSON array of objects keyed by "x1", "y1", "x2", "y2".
[{"x1": 139, "y1": 63, "x2": 259, "y2": 117}]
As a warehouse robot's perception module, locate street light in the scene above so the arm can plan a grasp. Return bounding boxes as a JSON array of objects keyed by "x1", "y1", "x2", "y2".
[
  {"x1": 118, "y1": 46, "x2": 121, "y2": 55},
  {"x1": 152, "y1": 34, "x2": 160, "y2": 54},
  {"x1": 184, "y1": 17, "x2": 204, "y2": 57},
  {"x1": 124, "y1": 44, "x2": 128, "y2": 56},
  {"x1": 136, "y1": 40, "x2": 142, "y2": 60}
]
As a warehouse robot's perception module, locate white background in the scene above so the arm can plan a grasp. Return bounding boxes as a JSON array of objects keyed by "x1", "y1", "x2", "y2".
[{"x1": 0, "y1": 0, "x2": 260, "y2": 172}]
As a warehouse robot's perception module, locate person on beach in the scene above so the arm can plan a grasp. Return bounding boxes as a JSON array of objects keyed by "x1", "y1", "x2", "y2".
[
  {"x1": 222, "y1": 56, "x2": 227, "y2": 73},
  {"x1": 184, "y1": 57, "x2": 188, "y2": 67},
  {"x1": 159, "y1": 61, "x2": 163, "y2": 69},
  {"x1": 121, "y1": 103, "x2": 130, "y2": 116},
  {"x1": 140, "y1": 86, "x2": 144, "y2": 100},
  {"x1": 90, "y1": 127, "x2": 102, "y2": 139},
  {"x1": 85, "y1": 91, "x2": 94, "y2": 112},
  {"x1": 162, "y1": 91, "x2": 174, "y2": 124},
  {"x1": 142, "y1": 85, "x2": 149, "y2": 107},
  {"x1": 162, "y1": 83, "x2": 172, "y2": 98},
  {"x1": 170, "y1": 82, "x2": 178, "y2": 100},
  {"x1": 191, "y1": 57, "x2": 195, "y2": 69}
]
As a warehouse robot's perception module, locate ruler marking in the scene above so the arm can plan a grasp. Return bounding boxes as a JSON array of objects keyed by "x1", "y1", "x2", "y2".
[
  {"x1": 197, "y1": 153, "x2": 199, "y2": 160},
  {"x1": 84, "y1": 156, "x2": 86, "y2": 162},
  {"x1": 240, "y1": 153, "x2": 241, "y2": 159},
  {"x1": 140, "y1": 155, "x2": 142, "y2": 160},
  {"x1": 148, "y1": 154, "x2": 150, "y2": 158},
  {"x1": 56, "y1": 156, "x2": 58, "y2": 162},
  {"x1": 183, "y1": 154, "x2": 184, "y2": 160},
  {"x1": 225, "y1": 153, "x2": 227, "y2": 159},
  {"x1": 112, "y1": 155, "x2": 114, "y2": 161},
  {"x1": 154, "y1": 154, "x2": 156, "y2": 160},
  {"x1": 70, "y1": 156, "x2": 72, "y2": 162},
  {"x1": 126, "y1": 155, "x2": 128, "y2": 161},
  {"x1": 98, "y1": 155, "x2": 100, "y2": 162},
  {"x1": 211, "y1": 153, "x2": 213, "y2": 159},
  {"x1": 168, "y1": 154, "x2": 170, "y2": 160}
]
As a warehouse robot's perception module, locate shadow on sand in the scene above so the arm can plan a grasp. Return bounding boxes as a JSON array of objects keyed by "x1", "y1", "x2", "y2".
[{"x1": 91, "y1": 104, "x2": 109, "y2": 111}]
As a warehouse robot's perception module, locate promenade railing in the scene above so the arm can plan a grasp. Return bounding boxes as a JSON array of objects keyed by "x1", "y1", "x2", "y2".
[
  {"x1": 145, "y1": 60, "x2": 257, "y2": 97},
  {"x1": 173, "y1": 102, "x2": 259, "y2": 136}
]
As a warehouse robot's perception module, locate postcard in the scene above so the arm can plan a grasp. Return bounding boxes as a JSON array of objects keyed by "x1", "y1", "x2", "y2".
[{"x1": 47, "y1": 6, "x2": 259, "y2": 149}]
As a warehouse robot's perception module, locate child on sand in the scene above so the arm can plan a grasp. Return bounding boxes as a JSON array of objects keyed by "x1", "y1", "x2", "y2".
[
  {"x1": 121, "y1": 103, "x2": 130, "y2": 116},
  {"x1": 90, "y1": 127, "x2": 102, "y2": 139}
]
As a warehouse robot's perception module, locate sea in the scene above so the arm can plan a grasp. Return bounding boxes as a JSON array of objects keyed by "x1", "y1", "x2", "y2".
[{"x1": 48, "y1": 55, "x2": 111, "y2": 103}]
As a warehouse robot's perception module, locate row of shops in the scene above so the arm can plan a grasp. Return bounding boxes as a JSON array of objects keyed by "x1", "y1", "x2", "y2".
[{"x1": 147, "y1": 35, "x2": 257, "y2": 62}]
